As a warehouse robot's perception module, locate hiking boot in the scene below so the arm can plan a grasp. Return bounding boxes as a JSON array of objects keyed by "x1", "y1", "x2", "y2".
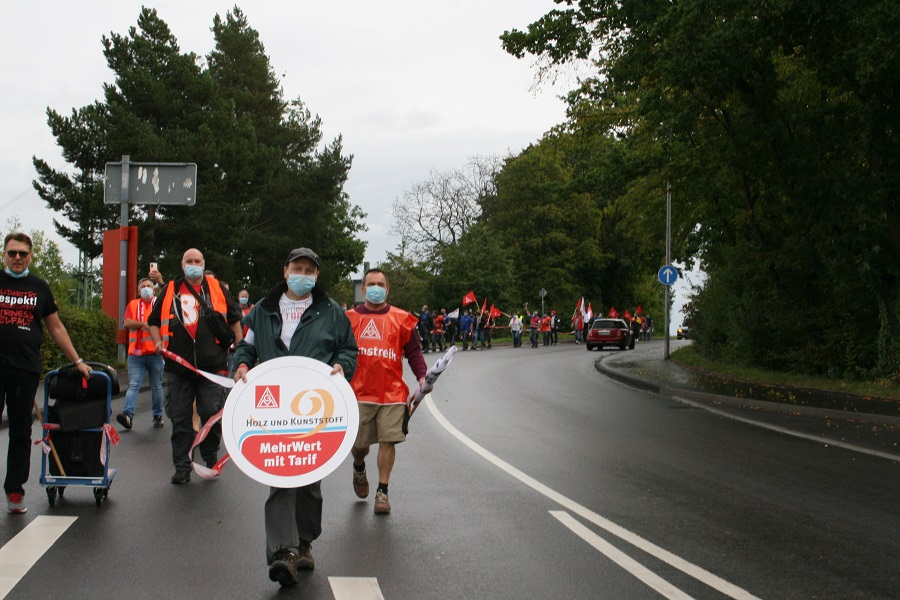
[
  {"x1": 6, "y1": 493, "x2": 26, "y2": 514},
  {"x1": 374, "y1": 489, "x2": 391, "y2": 515},
  {"x1": 152, "y1": 415, "x2": 164, "y2": 428},
  {"x1": 296, "y1": 542, "x2": 315, "y2": 570},
  {"x1": 352, "y1": 465, "x2": 369, "y2": 498},
  {"x1": 116, "y1": 413, "x2": 133, "y2": 430},
  {"x1": 171, "y1": 470, "x2": 191, "y2": 485},
  {"x1": 268, "y1": 549, "x2": 299, "y2": 587}
]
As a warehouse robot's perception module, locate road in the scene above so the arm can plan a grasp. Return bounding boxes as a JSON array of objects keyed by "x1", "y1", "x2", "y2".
[{"x1": 2, "y1": 342, "x2": 898, "y2": 599}]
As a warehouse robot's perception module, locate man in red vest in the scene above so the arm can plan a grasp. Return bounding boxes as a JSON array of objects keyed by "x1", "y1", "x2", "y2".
[
  {"x1": 117, "y1": 277, "x2": 165, "y2": 430},
  {"x1": 346, "y1": 268, "x2": 427, "y2": 515}
]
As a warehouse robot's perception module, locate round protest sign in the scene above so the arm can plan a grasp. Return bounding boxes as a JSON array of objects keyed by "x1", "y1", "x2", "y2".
[{"x1": 221, "y1": 356, "x2": 359, "y2": 487}]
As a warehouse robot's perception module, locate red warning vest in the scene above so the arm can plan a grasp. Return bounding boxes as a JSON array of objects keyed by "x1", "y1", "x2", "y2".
[{"x1": 347, "y1": 306, "x2": 419, "y2": 406}]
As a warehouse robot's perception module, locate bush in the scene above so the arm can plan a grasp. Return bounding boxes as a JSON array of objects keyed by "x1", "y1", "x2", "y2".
[{"x1": 40, "y1": 305, "x2": 118, "y2": 373}]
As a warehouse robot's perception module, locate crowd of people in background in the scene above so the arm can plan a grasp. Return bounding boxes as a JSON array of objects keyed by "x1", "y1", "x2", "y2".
[{"x1": 404, "y1": 305, "x2": 654, "y2": 352}]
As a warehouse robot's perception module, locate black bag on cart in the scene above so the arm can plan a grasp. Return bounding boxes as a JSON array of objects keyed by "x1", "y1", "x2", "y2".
[
  {"x1": 48, "y1": 362, "x2": 118, "y2": 431},
  {"x1": 47, "y1": 430, "x2": 105, "y2": 477},
  {"x1": 48, "y1": 362, "x2": 120, "y2": 401}
]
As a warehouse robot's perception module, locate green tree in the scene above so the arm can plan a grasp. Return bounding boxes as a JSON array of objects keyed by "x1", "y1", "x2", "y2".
[
  {"x1": 503, "y1": 0, "x2": 900, "y2": 378},
  {"x1": 34, "y1": 7, "x2": 367, "y2": 305}
]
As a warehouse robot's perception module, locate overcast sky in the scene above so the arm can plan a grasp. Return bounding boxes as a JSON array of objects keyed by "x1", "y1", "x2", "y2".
[
  {"x1": 0, "y1": 1, "x2": 694, "y2": 326},
  {"x1": 1, "y1": 1, "x2": 567, "y2": 264}
]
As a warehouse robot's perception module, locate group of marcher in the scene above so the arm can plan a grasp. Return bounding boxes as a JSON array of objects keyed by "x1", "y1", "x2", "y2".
[
  {"x1": 0, "y1": 236, "x2": 429, "y2": 589},
  {"x1": 3, "y1": 230, "x2": 660, "y2": 589}
]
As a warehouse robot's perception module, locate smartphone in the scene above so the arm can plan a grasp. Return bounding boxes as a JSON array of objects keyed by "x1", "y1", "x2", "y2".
[{"x1": 150, "y1": 262, "x2": 158, "y2": 271}]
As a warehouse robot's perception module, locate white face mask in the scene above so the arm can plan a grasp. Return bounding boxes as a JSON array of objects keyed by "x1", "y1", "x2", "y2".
[{"x1": 140, "y1": 287, "x2": 154, "y2": 301}]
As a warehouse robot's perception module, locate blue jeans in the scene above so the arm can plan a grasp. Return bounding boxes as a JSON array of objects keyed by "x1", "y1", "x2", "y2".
[{"x1": 123, "y1": 353, "x2": 165, "y2": 418}]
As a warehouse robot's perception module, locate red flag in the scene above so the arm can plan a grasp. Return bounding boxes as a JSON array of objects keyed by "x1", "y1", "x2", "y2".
[
  {"x1": 489, "y1": 304, "x2": 502, "y2": 319},
  {"x1": 624, "y1": 309, "x2": 632, "y2": 321},
  {"x1": 608, "y1": 306, "x2": 618, "y2": 318},
  {"x1": 575, "y1": 297, "x2": 583, "y2": 311},
  {"x1": 480, "y1": 298, "x2": 488, "y2": 316},
  {"x1": 635, "y1": 305, "x2": 642, "y2": 315},
  {"x1": 586, "y1": 303, "x2": 594, "y2": 321},
  {"x1": 462, "y1": 290, "x2": 477, "y2": 306}
]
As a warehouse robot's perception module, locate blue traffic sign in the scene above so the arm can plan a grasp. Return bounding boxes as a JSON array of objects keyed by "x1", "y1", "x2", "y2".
[{"x1": 657, "y1": 265, "x2": 679, "y2": 286}]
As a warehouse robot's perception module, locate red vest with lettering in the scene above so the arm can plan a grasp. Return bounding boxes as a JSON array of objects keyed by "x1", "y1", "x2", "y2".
[{"x1": 347, "y1": 306, "x2": 419, "y2": 406}]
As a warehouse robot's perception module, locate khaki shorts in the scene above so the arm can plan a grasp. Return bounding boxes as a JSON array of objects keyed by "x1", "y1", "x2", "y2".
[{"x1": 354, "y1": 403, "x2": 407, "y2": 448}]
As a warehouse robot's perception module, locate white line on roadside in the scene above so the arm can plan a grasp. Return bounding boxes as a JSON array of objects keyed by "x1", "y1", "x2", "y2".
[
  {"x1": 550, "y1": 511, "x2": 693, "y2": 600},
  {"x1": 670, "y1": 394, "x2": 900, "y2": 463},
  {"x1": 424, "y1": 395, "x2": 762, "y2": 600},
  {"x1": 0, "y1": 515, "x2": 77, "y2": 599},
  {"x1": 329, "y1": 576, "x2": 386, "y2": 600}
]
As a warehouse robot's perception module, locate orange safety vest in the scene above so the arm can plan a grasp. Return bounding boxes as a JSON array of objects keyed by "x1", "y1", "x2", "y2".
[
  {"x1": 347, "y1": 306, "x2": 419, "y2": 406},
  {"x1": 126, "y1": 297, "x2": 157, "y2": 355},
  {"x1": 157, "y1": 276, "x2": 228, "y2": 347}
]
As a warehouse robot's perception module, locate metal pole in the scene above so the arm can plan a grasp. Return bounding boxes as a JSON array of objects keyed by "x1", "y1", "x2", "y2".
[
  {"x1": 665, "y1": 181, "x2": 671, "y2": 360},
  {"x1": 117, "y1": 155, "x2": 130, "y2": 363}
]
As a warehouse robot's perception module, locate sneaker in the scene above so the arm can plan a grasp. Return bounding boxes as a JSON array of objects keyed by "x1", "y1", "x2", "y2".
[
  {"x1": 171, "y1": 470, "x2": 191, "y2": 485},
  {"x1": 6, "y1": 493, "x2": 26, "y2": 514},
  {"x1": 374, "y1": 489, "x2": 391, "y2": 515},
  {"x1": 268, "y1": 549, "x2": 299, "y2": 587},
  {"x1": 352, "y1": 465, "x2": 369, "y2": 498},
  {"x1": 116, "y1": 413, "x2": 133, "y2": 430},
  {"x1": 296, "y1": 542, "x2": 315, "y2": 570},
  {"x1": 152, "y1": 415, "x2": 164, "y2": 428}
]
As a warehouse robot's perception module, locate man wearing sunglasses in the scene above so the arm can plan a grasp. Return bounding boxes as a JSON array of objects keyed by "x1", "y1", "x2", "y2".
[{"x1": 1, "y1": 232, "x2": 92, "y2": 515}]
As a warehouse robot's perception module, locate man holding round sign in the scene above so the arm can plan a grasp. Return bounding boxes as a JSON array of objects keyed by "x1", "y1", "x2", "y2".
[{"x1": 233, "y1": 247, "x2": 358, "y2": 588}]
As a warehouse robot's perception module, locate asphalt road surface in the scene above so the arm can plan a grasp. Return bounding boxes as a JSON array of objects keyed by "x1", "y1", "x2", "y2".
[{"x1": 2, "y1": 342, "x2": 898, "y2": 599}]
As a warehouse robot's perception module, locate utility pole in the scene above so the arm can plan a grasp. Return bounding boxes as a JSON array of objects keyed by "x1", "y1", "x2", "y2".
[{"x1": 665, "y1": 181, "x2": 671, "y2": 360}]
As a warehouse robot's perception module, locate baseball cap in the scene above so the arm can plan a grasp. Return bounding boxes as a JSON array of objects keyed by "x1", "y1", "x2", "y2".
[{"x1": 284, "y1": 247, "x2": 320, "y2": 267}]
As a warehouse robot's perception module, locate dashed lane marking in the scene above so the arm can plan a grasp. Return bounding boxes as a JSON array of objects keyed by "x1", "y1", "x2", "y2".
[
  {"x1": 0, "y1": 515, "x2": 77, "y2": 599},
  {"x1": 329, "y1": 576, "x2": 386, "y2": 599},
  {"x1": 550, "y1": 511, "x2": 693, "y2": 600},
  {"x1": 425, "y1": 395, "x2": 762, "y2": 600}
]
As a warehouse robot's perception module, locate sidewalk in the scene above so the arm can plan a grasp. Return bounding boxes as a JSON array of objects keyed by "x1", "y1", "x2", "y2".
[{"x1": 595, "y1": 340, "x2": 900, "y2": 460}]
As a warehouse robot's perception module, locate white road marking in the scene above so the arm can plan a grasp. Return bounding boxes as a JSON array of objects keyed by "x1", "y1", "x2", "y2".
[
  {"x1": 550, "y1": 511, "x2": 693, "y2": 600},
  {"x1": 0, "y1": 515, "x2": 77, "y2": 599},
  {"x1": 670, "y1": 394, "x2": 900, "y2": 463},
  {"x1": 329, "y1": 576, "x2": 386, "y2": 600},
  {"x1": 425, "y1": 395, "x2": 762, "y2": 600}
]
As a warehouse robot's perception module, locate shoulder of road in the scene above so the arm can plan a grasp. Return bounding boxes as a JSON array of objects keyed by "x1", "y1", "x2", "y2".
[{"x1": 595, "y1": 340, "x2": 900, "y2": 460}]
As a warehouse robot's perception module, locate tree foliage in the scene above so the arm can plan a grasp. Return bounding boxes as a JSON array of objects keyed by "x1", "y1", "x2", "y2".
[
  {"x1": 502, "y1": 0, "x2": 900, "y2": 379},
  {"x1": 33, "y1": 7, "x2": 366, "y2": 303}
]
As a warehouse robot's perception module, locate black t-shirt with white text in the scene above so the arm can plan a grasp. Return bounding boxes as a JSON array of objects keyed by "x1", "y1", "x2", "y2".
[{"x1": 0, "y1": 272, "x2": 59, "y2": 373}]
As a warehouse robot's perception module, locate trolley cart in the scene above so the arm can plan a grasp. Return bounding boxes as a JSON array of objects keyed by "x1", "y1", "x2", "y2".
[{"x1": 39, "y1": 362, "x2": 120, "y2": 507}]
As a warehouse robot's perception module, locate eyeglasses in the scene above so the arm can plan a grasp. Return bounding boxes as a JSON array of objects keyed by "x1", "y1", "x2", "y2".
[{"x1": 6, "y1": 250, "x2": 30, "y2": 259}]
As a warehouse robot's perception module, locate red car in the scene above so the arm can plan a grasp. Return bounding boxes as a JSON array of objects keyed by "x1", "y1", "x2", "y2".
[{"x1": 586, "y1": 318, "x2": 634, "y2": 351}]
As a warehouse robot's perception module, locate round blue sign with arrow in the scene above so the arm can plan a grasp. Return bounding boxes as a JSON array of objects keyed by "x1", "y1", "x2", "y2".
[{"x1": 657, "y1": 265, "x2": 679, "y2": 286}]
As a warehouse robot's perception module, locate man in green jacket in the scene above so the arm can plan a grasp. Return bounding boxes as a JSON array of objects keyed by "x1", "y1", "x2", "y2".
[{"x1": 233, "y1": 247, "x2": 357, "y2": 588}]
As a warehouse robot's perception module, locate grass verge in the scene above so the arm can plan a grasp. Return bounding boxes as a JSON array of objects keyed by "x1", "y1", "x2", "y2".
[{"x1": 671, "y1": 344, "x2": 899, "y2": 401}]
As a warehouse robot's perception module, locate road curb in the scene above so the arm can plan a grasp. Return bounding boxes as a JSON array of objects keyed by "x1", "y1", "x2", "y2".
[{"x1": 594, "y1": 357, "x2": 900, "y2": 427}]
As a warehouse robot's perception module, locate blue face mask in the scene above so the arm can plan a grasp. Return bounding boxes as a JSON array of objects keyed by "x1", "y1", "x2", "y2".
[
  {"x1": 287, "y1": 274, "x2": 316, "y2": 297},
  {"x1": 239, "y1": 297, "x2": 248, "y2": 305},
  {"x1": 184, "y1": 265, "x2": 204, "y2": 280},
  {"x1": 365, "y1": 285, "x2": 387, "y2": 304},
  {"x1": 4, "y1": 268, "x2": 29, "y2": 279},
  {"x1": 140, "y1": 287, "x2": 154, "y2": 300}
]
